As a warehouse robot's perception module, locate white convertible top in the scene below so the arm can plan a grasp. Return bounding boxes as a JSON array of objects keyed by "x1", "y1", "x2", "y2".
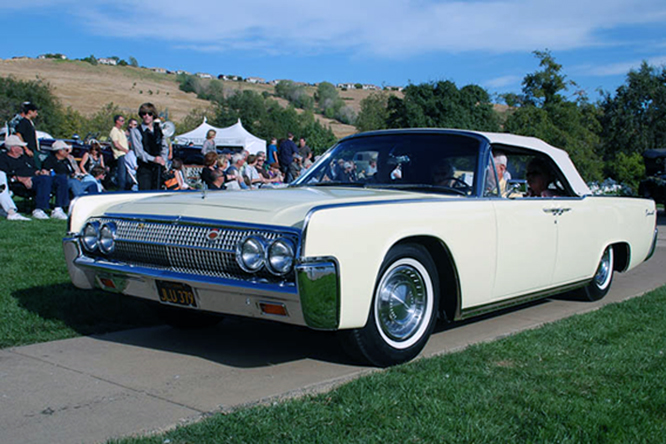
[{"x1": 474, "y1": 131, "x2": 592, "y2": 196}]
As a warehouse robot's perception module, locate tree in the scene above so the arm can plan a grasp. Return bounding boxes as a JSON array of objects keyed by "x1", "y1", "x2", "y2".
[
  {"x1": 503, "y1": 51, "x2": 603, "y2": 182},
  {"x1": 81, "y1": 54, "x2": 97, "y2": 65},
  {"x1": 521, "y1": 50, "x2": 573, "y2": 107},
  {"x1": 0, "y1": 76, "x2": 65, "y2": 137},
  {"x1": 275, "y1": 80, "x2": 313, "y2": 110},
  {"x1": 176, "y1": 108, "x2": 216, "y2": 135},
  {"x1": 385, "y1": 80, "x2": 500, "y2": 131},
  {"x1": 128, "y1": 56, "x2": 139, "y2": 67},
  {"x1": 356, "y1": 91, "x2": 390, "y2": 132},
  {"x1": 600, "y1": 62, "x2": 666, "y2": 157}
]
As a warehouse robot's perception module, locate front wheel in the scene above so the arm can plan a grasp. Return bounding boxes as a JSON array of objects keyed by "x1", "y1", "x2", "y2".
[
  {"x1": 338, "y1": 244, "x2": 439, "y2": 367},
  {"x1": 582, "y1": 246, "x2": 614, "y2": 301}
]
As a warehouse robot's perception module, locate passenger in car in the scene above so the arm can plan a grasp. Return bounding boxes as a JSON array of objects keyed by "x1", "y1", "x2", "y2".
[{"x1": 526, "y1": 158, "x2": 558, "y2": 197}]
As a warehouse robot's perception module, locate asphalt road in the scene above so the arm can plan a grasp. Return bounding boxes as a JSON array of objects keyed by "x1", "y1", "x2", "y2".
[{"x1": 2, "y1": 212, "x2": 665, "y2": 444}]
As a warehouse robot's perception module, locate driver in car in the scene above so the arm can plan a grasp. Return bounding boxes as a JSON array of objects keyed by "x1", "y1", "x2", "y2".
[{"x1": 432, "y1": 160, "x2": 456, "y2": 187}]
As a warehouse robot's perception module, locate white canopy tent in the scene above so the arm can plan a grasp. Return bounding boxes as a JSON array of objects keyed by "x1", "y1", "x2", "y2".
[{"x1": 174, "y1": 118, "x2": 266, "y2": 154}]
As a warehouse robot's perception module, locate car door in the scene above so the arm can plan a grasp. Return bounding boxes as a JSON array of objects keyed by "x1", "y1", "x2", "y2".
[
  {"x1": 491, "y1": 198, "x2": 558, "y2": 300},
  {"x1": 550, "y1": 197, "x2": 604, "y2": 285}
]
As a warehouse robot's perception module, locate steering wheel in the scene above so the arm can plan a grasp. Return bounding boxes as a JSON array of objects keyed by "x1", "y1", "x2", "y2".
[{"x1": 438, "y1": 176, "x2": 472, "y2": 195}]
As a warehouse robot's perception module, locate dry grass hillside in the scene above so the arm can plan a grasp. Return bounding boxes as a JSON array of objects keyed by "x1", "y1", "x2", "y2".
[
  {"x1": 0, "y1": 59, "x2": 508, "y2": 139},
  {"x1": 0, "y1": 58, "x2": 383, "y2": 138},
  {"x1": 0, "y1": 58, "x2": 210, "y2": 122}
]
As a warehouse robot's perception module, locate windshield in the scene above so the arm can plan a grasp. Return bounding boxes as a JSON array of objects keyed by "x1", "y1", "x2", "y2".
[{"x1": 293, "y1": 133, "x2": 482, "y2": 196}]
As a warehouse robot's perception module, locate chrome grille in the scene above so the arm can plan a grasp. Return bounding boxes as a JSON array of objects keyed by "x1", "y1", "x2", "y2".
[{"x1": 85, "y1": 217, "x2": 297, "y2": 283}]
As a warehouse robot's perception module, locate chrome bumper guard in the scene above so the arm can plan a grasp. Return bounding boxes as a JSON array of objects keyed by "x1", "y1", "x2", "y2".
[{"x1": 295, "y1": 259, "x2": 340, "y2": 330}]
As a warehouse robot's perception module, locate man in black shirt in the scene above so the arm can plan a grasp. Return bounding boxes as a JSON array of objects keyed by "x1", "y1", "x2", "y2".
[
  {"x1": 42, "y1": 140, "x2": 98, "y2": 197},
  {"x1": 0, "y1": 135, "x2": 69, "y2": 219},
  {"x1": 15, "y1": 102, "x2": 48, "y2": 168},
  {"x1": 278, "y1": 133, "x2": 298, "y2": 183}
]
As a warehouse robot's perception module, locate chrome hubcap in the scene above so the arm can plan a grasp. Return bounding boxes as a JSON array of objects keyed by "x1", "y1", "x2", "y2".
[
  {"x1": 376, "y1": 264, "x2": 427, "y2": 343},
  {"x1": 594, "y1": 248, "x2": 612, "y2": 289}
]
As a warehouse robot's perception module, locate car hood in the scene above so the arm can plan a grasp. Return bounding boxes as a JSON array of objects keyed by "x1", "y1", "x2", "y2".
[{"x1": 104, "y1": 186, "x2": 442, "y2": 228}]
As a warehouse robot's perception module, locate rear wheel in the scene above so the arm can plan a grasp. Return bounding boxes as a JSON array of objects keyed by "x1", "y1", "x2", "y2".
[
  {"x1": 582, "y1": 246, "x2": 614, "y2": 301},
  {"x1": 339, "y1": 244, "x2": 439, "y2": 367}
]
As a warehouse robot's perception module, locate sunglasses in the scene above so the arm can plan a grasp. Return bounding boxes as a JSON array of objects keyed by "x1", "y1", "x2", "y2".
[{"x1": 139, "y1": 112, "x2": 154, "y2": 117}]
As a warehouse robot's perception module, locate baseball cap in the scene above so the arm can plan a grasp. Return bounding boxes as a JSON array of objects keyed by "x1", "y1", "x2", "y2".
[
  {"x1": 4, "y1": 135, "x2": 27, "y2": 147},
  {"x1": 51, "y1": 140, "x2": 73, "y2": 151}
]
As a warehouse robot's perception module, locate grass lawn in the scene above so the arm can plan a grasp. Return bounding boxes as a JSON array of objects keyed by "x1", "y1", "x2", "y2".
[
  {"x1": 109, "y1": 286, "x2": 666, "y2": 443},
  {"x1": 0, "y1": 220, "x2": 159, "y2": 348}
]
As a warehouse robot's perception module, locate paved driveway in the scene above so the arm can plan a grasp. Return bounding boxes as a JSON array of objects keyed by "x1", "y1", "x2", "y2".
[{"x1": 2, "y1": 213, "x2": 665, "y2": 444}]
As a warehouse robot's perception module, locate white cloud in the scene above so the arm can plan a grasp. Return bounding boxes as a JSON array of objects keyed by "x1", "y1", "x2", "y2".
[
  {"x1": 483, "y1": 75, "x2": 522, "y2": 89},
  {"x1": 8, "y1": 0, "x2": 666, "y2": 58},
  {"x1": 581, "y1": 55, "x2": 666, "y2": 76}
]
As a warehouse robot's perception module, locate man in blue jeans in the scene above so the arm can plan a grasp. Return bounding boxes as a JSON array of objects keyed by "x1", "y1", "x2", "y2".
[{"x1": 0, "y1": 135, "x2": 69, "y2": 220}]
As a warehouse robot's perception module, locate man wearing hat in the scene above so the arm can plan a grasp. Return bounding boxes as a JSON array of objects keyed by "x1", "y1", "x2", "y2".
[
  {"x1": 43, "y1": 140, "x2": 98, "y2": 198},
  {"x1": 0, "y1": 135, "x2": 69, "y2": 220}
]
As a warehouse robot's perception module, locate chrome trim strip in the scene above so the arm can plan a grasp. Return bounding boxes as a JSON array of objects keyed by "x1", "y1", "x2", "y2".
[
  {"x1": 459, "y1": 280, "x2": 590, "y2": 320},
  {"x1": 296, "y1": 257, "x2": 340, "y2": 330},
  {"x1": 114, "y1": 238, "x2": 238, "y2": 254},
  {"x1": 73, "y1": 256, "x2": 297, "y2": 294},
  {"x1": 104, "y1": 213, "x2": 302, "y2": 236}
]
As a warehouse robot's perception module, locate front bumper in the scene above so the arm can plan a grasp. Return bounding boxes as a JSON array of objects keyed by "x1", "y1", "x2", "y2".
[{"x1": 63, "y1": 237, "x2": 340, "y2": 329}]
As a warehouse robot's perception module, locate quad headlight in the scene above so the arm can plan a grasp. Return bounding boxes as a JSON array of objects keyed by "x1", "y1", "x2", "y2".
[
  {"x1": 99, "y1": 222, "x2": 117, "y2": 254},
  {"x1": 80, "y1": 221, "x2": 116, "y2": 255},
  {"x1": 81, "y1": 221, "x2": 101, "y2": 253},
  {"x1": 266, "y1": 238, "x2": 295, "y2": 276},
  {"x1": 236, "y1": 236, "x2": 266, "y2": 272},
  {"x1": 235, "y1": 235, "x2": 296, "y2": 275}
]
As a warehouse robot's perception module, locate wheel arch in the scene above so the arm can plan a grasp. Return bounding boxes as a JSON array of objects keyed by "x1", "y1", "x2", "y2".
[
  {"x1": 611, "y1": 242, "x2": 630, "y2": 272},
  {"x1": 392, "y1": 235, "x2": 461, "y2": 323}
]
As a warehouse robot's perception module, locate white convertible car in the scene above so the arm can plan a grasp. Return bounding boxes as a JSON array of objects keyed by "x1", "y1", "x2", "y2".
[{"x1": 63, "y1": 130, "x2": 659, "y2": 367}]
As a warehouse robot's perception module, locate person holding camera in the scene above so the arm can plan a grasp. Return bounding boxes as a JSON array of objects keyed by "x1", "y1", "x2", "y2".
[{"x1": 129, "y1": 103, "x2": 168, "y2": 190}]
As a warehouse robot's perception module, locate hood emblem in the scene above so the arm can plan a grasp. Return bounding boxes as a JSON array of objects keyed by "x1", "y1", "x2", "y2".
[{"x1": 206, "y1": 229, "x2": 221, "y2": 242}]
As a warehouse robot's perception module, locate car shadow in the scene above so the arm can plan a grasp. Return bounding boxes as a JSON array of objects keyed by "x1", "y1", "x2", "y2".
[{"x1": 13, "y1": 283, "x2": 358, "y2": 369}]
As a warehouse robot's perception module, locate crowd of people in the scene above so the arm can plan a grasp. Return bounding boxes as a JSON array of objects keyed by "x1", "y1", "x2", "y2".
[{"x1": 0, "y1": 101, "x2": 317, "y2": 221}]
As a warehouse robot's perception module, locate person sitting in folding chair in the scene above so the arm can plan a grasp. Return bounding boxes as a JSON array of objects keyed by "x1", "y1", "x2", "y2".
[{"x1": 0, "y1": 135, "x2": 69, "y2": 220}]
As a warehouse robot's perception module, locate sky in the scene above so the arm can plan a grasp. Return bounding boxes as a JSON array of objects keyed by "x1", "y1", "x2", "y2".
[{"x1": 2, "y1": 0, "x2": 666, "y2": 102}]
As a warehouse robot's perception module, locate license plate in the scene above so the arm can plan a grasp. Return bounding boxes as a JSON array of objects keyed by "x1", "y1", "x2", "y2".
[{"x1": 156, "y1": 281, "x2": 198, "y2": 308}]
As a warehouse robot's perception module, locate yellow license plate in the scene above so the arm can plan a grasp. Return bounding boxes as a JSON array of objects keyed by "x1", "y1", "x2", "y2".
[{"x1": 156, "y1": 281, "x2": 198, "y2": 308}]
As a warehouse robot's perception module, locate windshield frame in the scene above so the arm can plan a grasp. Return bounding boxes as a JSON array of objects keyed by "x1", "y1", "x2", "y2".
[{"x1": 291, "y1": 130, "x2": 491, "y2": 197}]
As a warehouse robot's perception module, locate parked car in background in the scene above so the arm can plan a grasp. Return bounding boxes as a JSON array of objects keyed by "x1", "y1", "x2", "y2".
[
  {"x1": 639, "y1": 148, "x2": 666, "y2": 206},
  {"x1": 63, "y1": 129, "x2": 658, "y2": 367}
]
